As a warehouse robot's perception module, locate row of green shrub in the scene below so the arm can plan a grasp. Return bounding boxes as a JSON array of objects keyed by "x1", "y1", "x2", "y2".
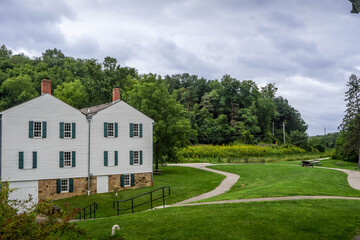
[{"x1": 178, "y1": 144, "x2": 306, "y2": 159}]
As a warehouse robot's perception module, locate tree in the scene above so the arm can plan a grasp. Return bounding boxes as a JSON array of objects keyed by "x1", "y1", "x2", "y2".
[
  {"x1": 0, "y1": 75, "x2": 38, "y2": 111},
  {"x1": 338, "y1": 74, "x2": 360, "y2": 166},
  {"x1": 349, "y1": 0, "x2": 360, "y2": 13},
  {"x1": 127, "y1": 74, "x2": 196, "y2": 170},
  {"x1": 0, "y1": 183, "x2": 85, "y2": 239},
  {"x1": 54, "y1": 80, "x2": 87, "y2": 109}
]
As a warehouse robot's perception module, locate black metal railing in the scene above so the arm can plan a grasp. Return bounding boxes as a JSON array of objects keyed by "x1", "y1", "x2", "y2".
[
  {"x1": 77, "y1": 202, "x2": 97, "y2": 221},
  {"x1": 113, "y1": 186, "x2": 170, "y2": 216}
]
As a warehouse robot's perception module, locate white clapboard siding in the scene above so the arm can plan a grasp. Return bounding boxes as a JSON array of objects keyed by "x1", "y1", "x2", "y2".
[
  {"x1": 1, "y1": 94, "x2": 88, "y2": 181},
  {"x1": 89, "y1": 101, "x2": 153, "y2": 176}
]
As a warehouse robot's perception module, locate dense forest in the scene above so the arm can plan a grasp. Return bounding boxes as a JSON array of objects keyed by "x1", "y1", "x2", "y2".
[{"x1": 0, "y1": 44, "x2": 323, "y2": 161}]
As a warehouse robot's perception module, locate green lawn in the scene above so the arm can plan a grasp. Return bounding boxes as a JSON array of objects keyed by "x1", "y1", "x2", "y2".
[
  {"x1": 53, "y1": 166, "x2": 225, "y2": 218},
  {"x1": 196, "y1": 164, "x2": 360, "y2": 202},
  {"x1": 75, "y1": 199, "x2": 360, "y2": 240}
]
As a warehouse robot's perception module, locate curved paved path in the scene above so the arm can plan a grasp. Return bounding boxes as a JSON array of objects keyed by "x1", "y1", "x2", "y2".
[
  {"x1": 165, "y1": 162, "x2": 360, "y2": 207},
  {"x1": 167, "y1": 163, "x2": 239, "y2": 204}
]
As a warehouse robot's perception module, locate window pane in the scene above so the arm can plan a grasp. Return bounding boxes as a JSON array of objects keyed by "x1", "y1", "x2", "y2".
[
  {"x1": 64, "y1": 123, "x2": 71, "y2": 138},
  {"x1": 134, "y1": 151, "x2": 139, "y2": 164},
  {"x1": 108, "y1": 123, "x2": 114, "y2": 137},
  {"x1": 61, "y1": 179, "x2": 68, "y2": 192},
  {"x1": 64, "y1": 152, "x2": 71, "y2": 166},
  {"x1": 124, "y1": 175, "x2": 130, "y2": 186},
  {"x1": 133, "y1": 124, "x2": 138, "y2": 137},
  {"x1": 34, "y1": 122, "x2": 42, "y2": 137}
]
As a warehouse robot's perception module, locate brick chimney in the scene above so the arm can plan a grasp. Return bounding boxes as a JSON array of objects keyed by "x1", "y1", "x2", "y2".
[
  {"x1": 112, "y1": 86, "x2": 121, "y2": 102},
  {"x1": 41, "y1": 79, "x2": 51, "y2": 95}
]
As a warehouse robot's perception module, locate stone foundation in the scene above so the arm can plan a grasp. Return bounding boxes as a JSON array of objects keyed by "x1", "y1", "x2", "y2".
[
  {"x1": 38, "y1": 176, "x2": 97, "y2": 201},
  {"x1": 108, "y1": 172, "x2": 153, "y2": 192},
  {"x1": 38, "y1": 172, "x2": 152, "y2": 201}
]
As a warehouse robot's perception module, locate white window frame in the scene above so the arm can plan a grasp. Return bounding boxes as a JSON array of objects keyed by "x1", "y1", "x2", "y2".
[
  {"x1": 133, "y1": 151, "x2": 139, "y2": 165},
  {"x1": 124, "y1": 174, "x2": 130, "y2": 187},
  {"x1": 33, "y1": 121, "x2": 42, "y2": 138},
  {"x1": 64, "y1": 122, "x2": 72, "y2": 138},
  {"x1": 108, "y1": 122, "x2": 114, "y2": 137},
  {"x1": 61, "y1": 179, "x2": 69, "y2": 192},
  {"x1": 133, "y1": 123, "x2": 139, "y2": 137},
  {"x1": 64, "y1": 151, "x2": 71, "y2": 167}
]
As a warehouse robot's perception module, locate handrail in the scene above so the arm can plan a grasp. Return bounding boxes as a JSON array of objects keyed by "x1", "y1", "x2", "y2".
[
  {"x1": 113, "y1": 186, "x2": 170, "y2": 216},
  {"x1": 77, "y1": 202, "x2": 98, "y2": 221}
]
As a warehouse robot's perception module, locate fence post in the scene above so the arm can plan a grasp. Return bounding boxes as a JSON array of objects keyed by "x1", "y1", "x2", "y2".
[
  {"x1": 150, "y1": 191, "x2": 153, "y2": 209},
  {"x1": 131, "y1": 199, "x2": 134, "y2": 213},
  {"x1": 162, "y1": 187, "x2": 165, "y2": 207},
  {"x1": 83, "y1": 208, "x2": 86, "y2": 220}
]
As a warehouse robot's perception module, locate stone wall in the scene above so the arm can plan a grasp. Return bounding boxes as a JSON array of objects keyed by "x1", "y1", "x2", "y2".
[
  {"x1": 37, "y1": 173, "x2": 152, "y2": 201},
  {"x1": 38, "y1": 176, "x2": 97, "y2": 201},
  {"x1": 108, "y1": 172, "x2": 153, "y2": 192}
]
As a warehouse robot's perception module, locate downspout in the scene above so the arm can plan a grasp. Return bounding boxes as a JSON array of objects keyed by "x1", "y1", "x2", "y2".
[{"x1": 87, "y1": 115, "x2": 92, "y2": 195}]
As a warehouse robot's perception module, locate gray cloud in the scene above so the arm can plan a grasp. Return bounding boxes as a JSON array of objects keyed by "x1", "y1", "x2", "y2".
[{"x1": 0, "y1": 0, "x2": 359, "y2": 135}]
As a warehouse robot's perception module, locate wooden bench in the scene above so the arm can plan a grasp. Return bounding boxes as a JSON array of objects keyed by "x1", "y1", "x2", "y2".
[{"x1": 301, "y1": 161, "x2": 313, "y2": 167}]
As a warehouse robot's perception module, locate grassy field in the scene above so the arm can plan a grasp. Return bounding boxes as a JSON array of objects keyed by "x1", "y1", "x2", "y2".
[
  {"x1": 53, "y1": 166, "x2": 225, "y2": 218},
  {"x1": 75, "y1": 199, "x2": 360, "y2": 240},
  {"x1": 195, "y1": 164, "x2": 360, "y2": 202}
]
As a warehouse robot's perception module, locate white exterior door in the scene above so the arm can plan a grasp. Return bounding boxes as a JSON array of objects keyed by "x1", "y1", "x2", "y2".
[
  {"x1": 8, "y1": 181, "x2": 38, "y2": 209},
  {"x1": 97, "y1": 175, "x2": 108, "y2": 193}
]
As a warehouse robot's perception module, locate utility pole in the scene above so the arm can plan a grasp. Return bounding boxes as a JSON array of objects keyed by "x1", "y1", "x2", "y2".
[
  {"x1": 283, "y1": 121, "x2": 286, "y2": 145},
  {"x1": 324, "y1": 128, "x2": 326, "y2": 135}
]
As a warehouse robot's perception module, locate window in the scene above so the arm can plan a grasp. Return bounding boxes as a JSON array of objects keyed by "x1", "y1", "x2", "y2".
[
  {"x1": 130, "y1": 123, "x2": 142, "y2": 138},
  {"x1": 64, "y1": 151, "x2": 71, "y2": 167},
  {"x1": 61, "y1": 179, "x2": 69, "y2": 192},
  {"x1": 123, "y1": 174, "x2": 130, "y2": 187},
  {"x1": 108, "y1": 123, "x2": 114, "y2": 137},
  {"x1": 59, "y1": 151, "x2": 76, "y2": 168},
  {"x1": 104, "y1": 122, "x2": 118, "y2": 137},
  {"x1": 64, "y1": 123, "x2": 71, "y2": 138},
  {"x1": 133, "y1": 151, "x2": 139, "y2": 165},
  {"x1": 130, "y1": 150, "x2": 143, "y2": 165},
  {"x1": 18, "y1": 151, "x2": 37, "y2": 169},
  {"x1": 133, "y1": 124, "x2": 139, "y2": 137},
  {"x1": 34, "y1": 122, "x2": 42, "y2": 138}
]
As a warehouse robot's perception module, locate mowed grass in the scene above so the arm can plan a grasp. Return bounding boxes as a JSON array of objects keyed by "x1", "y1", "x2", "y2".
[
  {"x1": 197, "y1": 164, "x2": 360, "y2": 202},
  {"x1": 53, "y1": 166, "x2": 225, "y2": 218},
  {"x1": 75, "y1": 199, "x2": 360, "y2": 240}
]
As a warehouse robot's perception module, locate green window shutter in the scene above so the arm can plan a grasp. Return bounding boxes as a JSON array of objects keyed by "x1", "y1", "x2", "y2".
[
  {"x1": 19, "y1": 152, "x2": 24, "y2": 169},
  {"x1": 130, "y1": 123, "x2": 133, "y2": 137},
  {"x1": 72, "y1": 151, "x2": 76, "y2": 167},
  {"x1": 56, "y1": 179, "x2": 61, "y2": 193},
  {"x1": 115, "y1": 123, "x2": 118, "y2": 137},
  {"x1": 59, "y1": 122, "x2": 64, "y2": 138},
  {"x1": 42, "y1": 121, "x2": 47, "y2": 138},
  {"x1": 140, "y1": 124, "x2": 143, "y2": 137},
  {"x1": 120, "y1": 175, "x2": 124, "y2": 187},
  {"x1": 59, "y1": 151, "x2": 64, "y2": 168},
  {"x1": 114, "y1": 151, "x2": 118, "y2": 166},
  {"x1": 69, "y1": 179, "x2": 74, "y2": 192},
  {"x1": 32, "y1": 151, "x2": 37, "y2": 169},
  {"x1": 29, "y1": 121, "x2": 34, "y2": 138},
  {"x1": 104, "y1": 151, "x2": 108, "y2": 166},
  {"x1": 140, "y1": 151, "x2": 143, "y2": 165},
  {"x1": 72, "y1": 123, "x2": 76, "y2": 139},
  {"x1": 104, "y1": 122, "x2": 108, "y2": 137},
  {"x1": 130, "y1": 151, "x2": 134, "y2": 165},
  {"x1": 131, "y1": 174, "x2": 135, "y2": 186}
]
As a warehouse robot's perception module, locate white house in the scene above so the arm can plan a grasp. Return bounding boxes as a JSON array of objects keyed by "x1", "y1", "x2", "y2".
[{"x1": 0, "y1": 79, "x2": 154, "y2": 203}]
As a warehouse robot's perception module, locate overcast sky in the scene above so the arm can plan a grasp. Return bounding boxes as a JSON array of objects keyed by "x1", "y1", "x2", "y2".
[{"x1": 1, "y1": 0, "x2": 359, "y2": 136}]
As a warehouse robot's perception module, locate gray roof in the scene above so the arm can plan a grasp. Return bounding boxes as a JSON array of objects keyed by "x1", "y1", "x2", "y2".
[{"x1": 80, "y1": 101, "x2": 117, "y2": 115}]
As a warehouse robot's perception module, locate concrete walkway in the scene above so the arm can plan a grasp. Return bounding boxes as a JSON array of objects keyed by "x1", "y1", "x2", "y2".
[
  {"x1": 316, "y1": 167, "x2": 360, "y2": 190},
  {"x1": 167, "y1": 163, "x2": 239, "y2": 204}
]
